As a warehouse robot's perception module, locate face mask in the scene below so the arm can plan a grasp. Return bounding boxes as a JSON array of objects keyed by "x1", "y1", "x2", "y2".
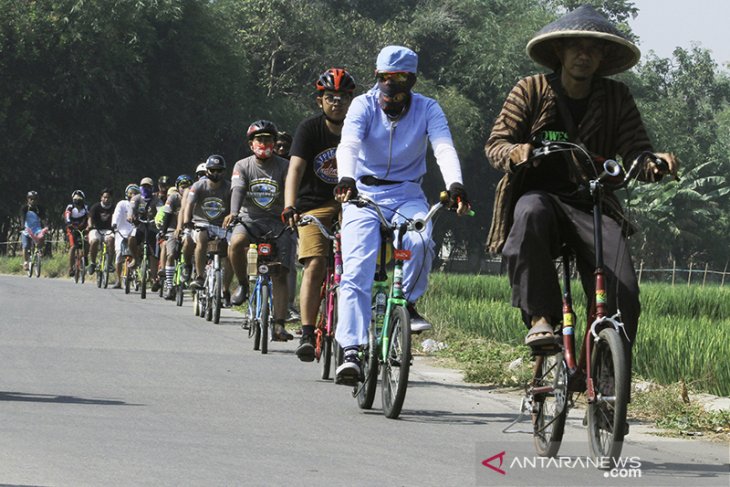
[
  {"x1": 206, "y1": 171, "x2": 222, "y2": 182},
  {"x1": 252, "y1": 140, "x2": 274, "y2": 159},
  {"x1": 377, "y1": 77, "x2": 414, "y2": 117},
  {"x1": 140, "y1": 186, "x2": 153, "y2": 199}
]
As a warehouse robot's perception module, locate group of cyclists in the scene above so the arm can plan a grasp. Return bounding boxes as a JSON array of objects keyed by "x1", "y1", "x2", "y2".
[{"x1": 20, "y1": 4, "x2": 679, "y2": 416}]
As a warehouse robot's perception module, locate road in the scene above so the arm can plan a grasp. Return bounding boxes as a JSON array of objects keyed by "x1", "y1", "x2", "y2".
[{"x1": 0, "y1": 275, "x2": 727, "y2": 486}]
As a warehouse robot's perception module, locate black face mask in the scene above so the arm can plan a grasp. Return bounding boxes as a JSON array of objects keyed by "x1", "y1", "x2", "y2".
[
  {"x1": 377, "y1": 77, "x2": 416, "y2": 117},
  {"x1": 207, "y1": 172, "x2": 222, "y2": 182}
]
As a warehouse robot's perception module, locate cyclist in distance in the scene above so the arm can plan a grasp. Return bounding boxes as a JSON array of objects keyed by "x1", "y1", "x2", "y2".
[
  {"x1": 111, "y1": 184, "x2": 139, "y2": 288},
  {"x1": 179, "y1": 162, "x2": 208, "y2": 280},
  {"x1": 275, "y1": 129, "x2": 301, "y2": 323},
  {"x1": 225, "y1": 120, "x2": 294, "y2": 341},
  {"x1": 127, "y1": 177, "x2": 163, "y2": 291},
  {"x1": 64, "y1": 190, "x2": 89, "y2": 277},
  {"x1": 87, "y1": 188, "x2": 115, "y2": 275},
  {"x1": 282, "y1": 67, "x2": 357, "y2": 362},
  {"x1": 20, "y1": 191, "x2": 47, "y2": 271},
  {"x1": 484, "y1": 6, "x2": 678, "y2": 370},
  {"x1": 333, "y1": 46, "x2": 470, "y2": 384},
  {"x1": 156, "y1": 175, "x2": 171, "y2": 202},
  {"x1": 160, "y1": 174, "x2": 193, "y2": 299},
  {"x1": 184, "y1": 155, "x2": 234, "y2": 306}
]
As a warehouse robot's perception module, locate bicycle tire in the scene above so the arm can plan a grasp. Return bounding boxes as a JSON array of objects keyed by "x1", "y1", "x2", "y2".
[
  {"x1": 260, "y1": 282, "x2": 269, "y2": 354},
  {"x1": 381, "y1": 304, "x2": 411, "y2": 419},
  {"x1": 587, "y1": 327, "x2": 629, "y2": 467},
  {"x1": 140, "y1": 260, "x2": 147, "y2": 299},
  {"x1": 213, "y1": 269, "x2": 222, "y2": 324},
  {"x1": 176, "y1": 281, "x2": 184, "y2": 306},
  {"x1": 205, "y1": 289, "x2": 213, "y2": 321},
  {"x1": 357, "y1": 322, "x2": 379, "y2": 409},
  {"x1": 321, "y1": 287, "x2": 338, "y2": 379},
  {"x1": 80, "y1": 256, "x2": 86, "y2": 284},
  {"x1": 193, "y1": 290, "x2": 200, "y2": 316},
  {"x1": 74, "y1": 251, "x2": 80, "y2": 283},
  {"x1": 102, "y1": 253, "x2": 109, "y2": 289},
  {"x1": 27, "y1": 250, "x2": 34, "y2": 278},
  {"x1": 96, "y1": 258, "x2": 103, "y2": 288},
  {"x1": 124, "y1": 263, "x2": 131, "y2": 294},
  {"x1": 253, "y1": 289, "x2": 262, "y2": 350},
  {"x1": 533, "y1": 353, "x2": 569, "y2": 457},
  {"x1": 35, "y1": 252, "x2": 41, "y2": 278}
]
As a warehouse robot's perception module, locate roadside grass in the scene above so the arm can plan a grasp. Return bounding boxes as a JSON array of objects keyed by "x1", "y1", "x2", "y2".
[
  {"x1": 0, "y1": 253, "x2": 69, "y2": 278},
  {"x1": 419, "y1": 272, "x2": 730, "y2": 435}
]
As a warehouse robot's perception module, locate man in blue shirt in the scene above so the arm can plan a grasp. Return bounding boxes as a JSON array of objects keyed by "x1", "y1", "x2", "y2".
[{"x1": 333, "y1": 45, "x2": 470, "y2": 385}]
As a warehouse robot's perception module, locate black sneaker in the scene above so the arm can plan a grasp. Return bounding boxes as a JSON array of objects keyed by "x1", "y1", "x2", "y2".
[
  {"x1": 231, "y1": 283, "x2": 248, "y2": 306},
  {"x1": 335, "y1": 349, "x2": 361, "y2": 386},
  {"x1": 296, "y1": 334, "x2": 315, "y2": 362},
  {"x1": 223, "y1": 291, "x2": 231, "y2": 308},
  {"x1": 407, "y1": 303, "x2": 432, "y2": 332},
  {"x1": 87, "y1": 262, "x2": 96, "y2": 275},
  {"x1": 151, "y1": 279, "x2": 161, "y2": 292},
  {"x1": 163, "y1": 285, "x2": 176, "y2": 301}
]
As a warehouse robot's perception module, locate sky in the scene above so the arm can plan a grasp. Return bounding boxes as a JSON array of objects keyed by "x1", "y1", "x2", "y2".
[{"x1": 629, "y1": 0, "x2": 730, "y2": 69}]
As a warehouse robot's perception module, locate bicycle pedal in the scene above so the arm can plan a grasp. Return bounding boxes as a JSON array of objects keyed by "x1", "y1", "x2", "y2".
[{"x1": 530, "y1": 344, "x2": 561, "y2": 357}]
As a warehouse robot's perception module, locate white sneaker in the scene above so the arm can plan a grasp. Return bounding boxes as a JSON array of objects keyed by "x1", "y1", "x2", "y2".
[{"x1": 407, "y1": 303, "x2": 432, "y2": 332}]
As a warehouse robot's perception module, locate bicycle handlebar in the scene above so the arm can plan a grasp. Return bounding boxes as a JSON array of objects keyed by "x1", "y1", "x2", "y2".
[
  {"x1": 296, "y1": 215, "x2": 336, "y2": 241},
  {"x1": 530, "y1": 141, "x2": 669, "y2": 191},
  {"x1": 349, "y1": 193, "x2": 449, "y2": 233}
]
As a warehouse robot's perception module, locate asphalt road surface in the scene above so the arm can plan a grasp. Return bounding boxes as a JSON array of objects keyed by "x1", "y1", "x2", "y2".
[{"x1": 0, "y1": 275, "x2": 728, "y2": 486}]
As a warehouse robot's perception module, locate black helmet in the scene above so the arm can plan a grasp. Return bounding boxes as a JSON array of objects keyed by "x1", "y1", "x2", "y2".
[
  {"x1": 316, "y1": 68, "x2": 356, "y2": 93},
  {"x1": 157, "y1": 175, "x2": 171, "y2": 187},
  {"x1": 246, "y1": 120, "x2": 278, "y2": 141},
  {"x1": 205, "y1": 154, "x2": 226, "y2": 170}
]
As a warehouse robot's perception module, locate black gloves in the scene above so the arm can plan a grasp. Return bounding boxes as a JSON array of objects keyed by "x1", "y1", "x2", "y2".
[
  {"x1": 281, "y1": 206, "x2": 298, "y2": 225},
  {"x1": 447, "y1": 182, "x2": 469, "y2": 209},
  {"x1": 334, "y1": 177, "x2": 358, "y2": 200}
]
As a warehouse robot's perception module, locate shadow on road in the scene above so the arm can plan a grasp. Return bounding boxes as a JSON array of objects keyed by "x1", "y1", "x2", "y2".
[
  {"x1": 395, "y1": 408, "x2": 519, "y2": 425},
  {"x1": 0, "y1": 391, "x2": 143, "y2": 406}
]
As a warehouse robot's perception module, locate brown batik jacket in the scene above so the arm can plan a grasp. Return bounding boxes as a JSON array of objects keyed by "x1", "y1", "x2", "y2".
[{"x1": 485, "y1": 73, "x2": 657, "y2": 254}]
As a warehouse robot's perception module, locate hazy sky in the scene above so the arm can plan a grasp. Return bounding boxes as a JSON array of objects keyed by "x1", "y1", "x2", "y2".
[{"x1": 629, "y1": 0, "x2": 730, "y2": 68}]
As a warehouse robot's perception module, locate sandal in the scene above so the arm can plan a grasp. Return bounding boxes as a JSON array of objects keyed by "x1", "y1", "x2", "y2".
[{"x1": 525, "y1": 320, "x2": 556, "y2": 347}]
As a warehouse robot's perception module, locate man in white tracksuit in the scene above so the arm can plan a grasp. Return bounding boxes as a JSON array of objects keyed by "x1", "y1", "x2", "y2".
[{"x1": 333, "y1": 45, "x2": 471, "y2": 385}]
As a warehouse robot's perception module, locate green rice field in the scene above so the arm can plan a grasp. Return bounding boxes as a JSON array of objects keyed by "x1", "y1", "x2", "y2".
[{"x1": 420, "y1": 273, "x2": 730, "y2": 397}]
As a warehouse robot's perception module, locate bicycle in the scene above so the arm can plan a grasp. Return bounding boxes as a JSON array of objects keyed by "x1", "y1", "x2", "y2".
[
  {"x1": 349, "y1": 192, "x2": 459, "y2": 419},
  {"x1": 70, "y1": 226, "x2": 87, "y2": 284},
  {"x1": 192, "y1": 226, "x2": 230, "y2": 324},
  {"x1": 296, "y1": 215, "x2": 342, "y2": 380},
  {"x1": 94, "y1": 229, "x2": 114, "y2": 289},
  {"x1": 25, "y1": 227, "x2": 47, "y2": 278},
  {"x1": 117, "y1": 233, "x2": 140, "y2": 295},
  {"x1": 172, "y1": 240, "x2": 189, "y2": 307},
  {"x1": 504, "y1": 140, "x2": 669, "y2": 466},
  {"x1": 135, "y1": 218, "x2": 155, "y2": 300},
  {"x1": 241, "y1": 224, "x2": 291, "y2": 355}
]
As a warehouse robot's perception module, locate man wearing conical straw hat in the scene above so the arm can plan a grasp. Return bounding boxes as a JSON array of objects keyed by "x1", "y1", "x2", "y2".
[{"x1": 485, "y1": 6, "x2": 678, "y2": 361}]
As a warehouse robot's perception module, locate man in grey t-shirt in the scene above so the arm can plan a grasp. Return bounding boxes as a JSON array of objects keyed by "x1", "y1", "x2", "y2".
[
  {"x1": 183, "y1": 155, "x2": 233, "y2": 303},
  {"x1": 224, "y1": 120, "x2": 293, "y2": 341}
]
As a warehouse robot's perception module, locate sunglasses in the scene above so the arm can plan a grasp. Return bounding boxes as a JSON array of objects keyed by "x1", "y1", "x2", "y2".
[
  {"x1": 208, "y1": 168, "x2": 225, "y2": 174},
  {"x1": 376, "y1": 71, "x2": 410, "y2": 83}
]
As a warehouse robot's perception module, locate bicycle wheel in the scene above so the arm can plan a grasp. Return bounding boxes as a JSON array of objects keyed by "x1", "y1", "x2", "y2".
[
  {"x1": 176, "y1": 280, "x2": 184, "y2": 306},
  {"x1": 123, "y1": 263, "x2": 131, "y2": 294},
  {"x1": 102, "y1": 254, "x2": 109, "y2": 289},
  {"x1": 319, "y1": 285, "x2": 334, "y2": 379},
  {"x1": 140, "y1": 259, "x2": 147, "y2": 299},
  {"x1": 34, "y1": 251, "x2": 41, "y2": 278},
  {"x1": 587, "y1": 327, "x2": 629, "y2": 467},
  {"x1": 212, "y1": 269, "x2": 222, "y2": 324},
  {"x1": 193, "y1": 290, "x2": 200, "y2": 316},
  {"x1": 73, "y1": 251, "x2": 80, "y2": 283},
  {"x1": 260, "y1": 282, "x2": 269, "y2": 354},
  {"x1": 96, "y1": 258, "x2": 103, "y2": 288},
  {"x1": 80, "y1": 256, "x2": 86, "y2": 284},
  {"x1": 532, "y1": 353, "x2": 569, "y2": 457},
  {"x1": 252, "y1": 290, "x2": 262, "y2": 351},
  {"x1": 357, "y1": 322, "x2": 379, "y2": 409},
  {"x1": 27, "y1": 248, "x2": 34, "y2": 278},
  {"x1": 381, "y1": 304, "x2": 411, "y2": 419}
]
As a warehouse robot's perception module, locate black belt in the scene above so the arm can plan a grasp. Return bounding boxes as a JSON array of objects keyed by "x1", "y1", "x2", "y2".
[{"x1": 360, "y1": 175, "x2": 402, "y2": 186}]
